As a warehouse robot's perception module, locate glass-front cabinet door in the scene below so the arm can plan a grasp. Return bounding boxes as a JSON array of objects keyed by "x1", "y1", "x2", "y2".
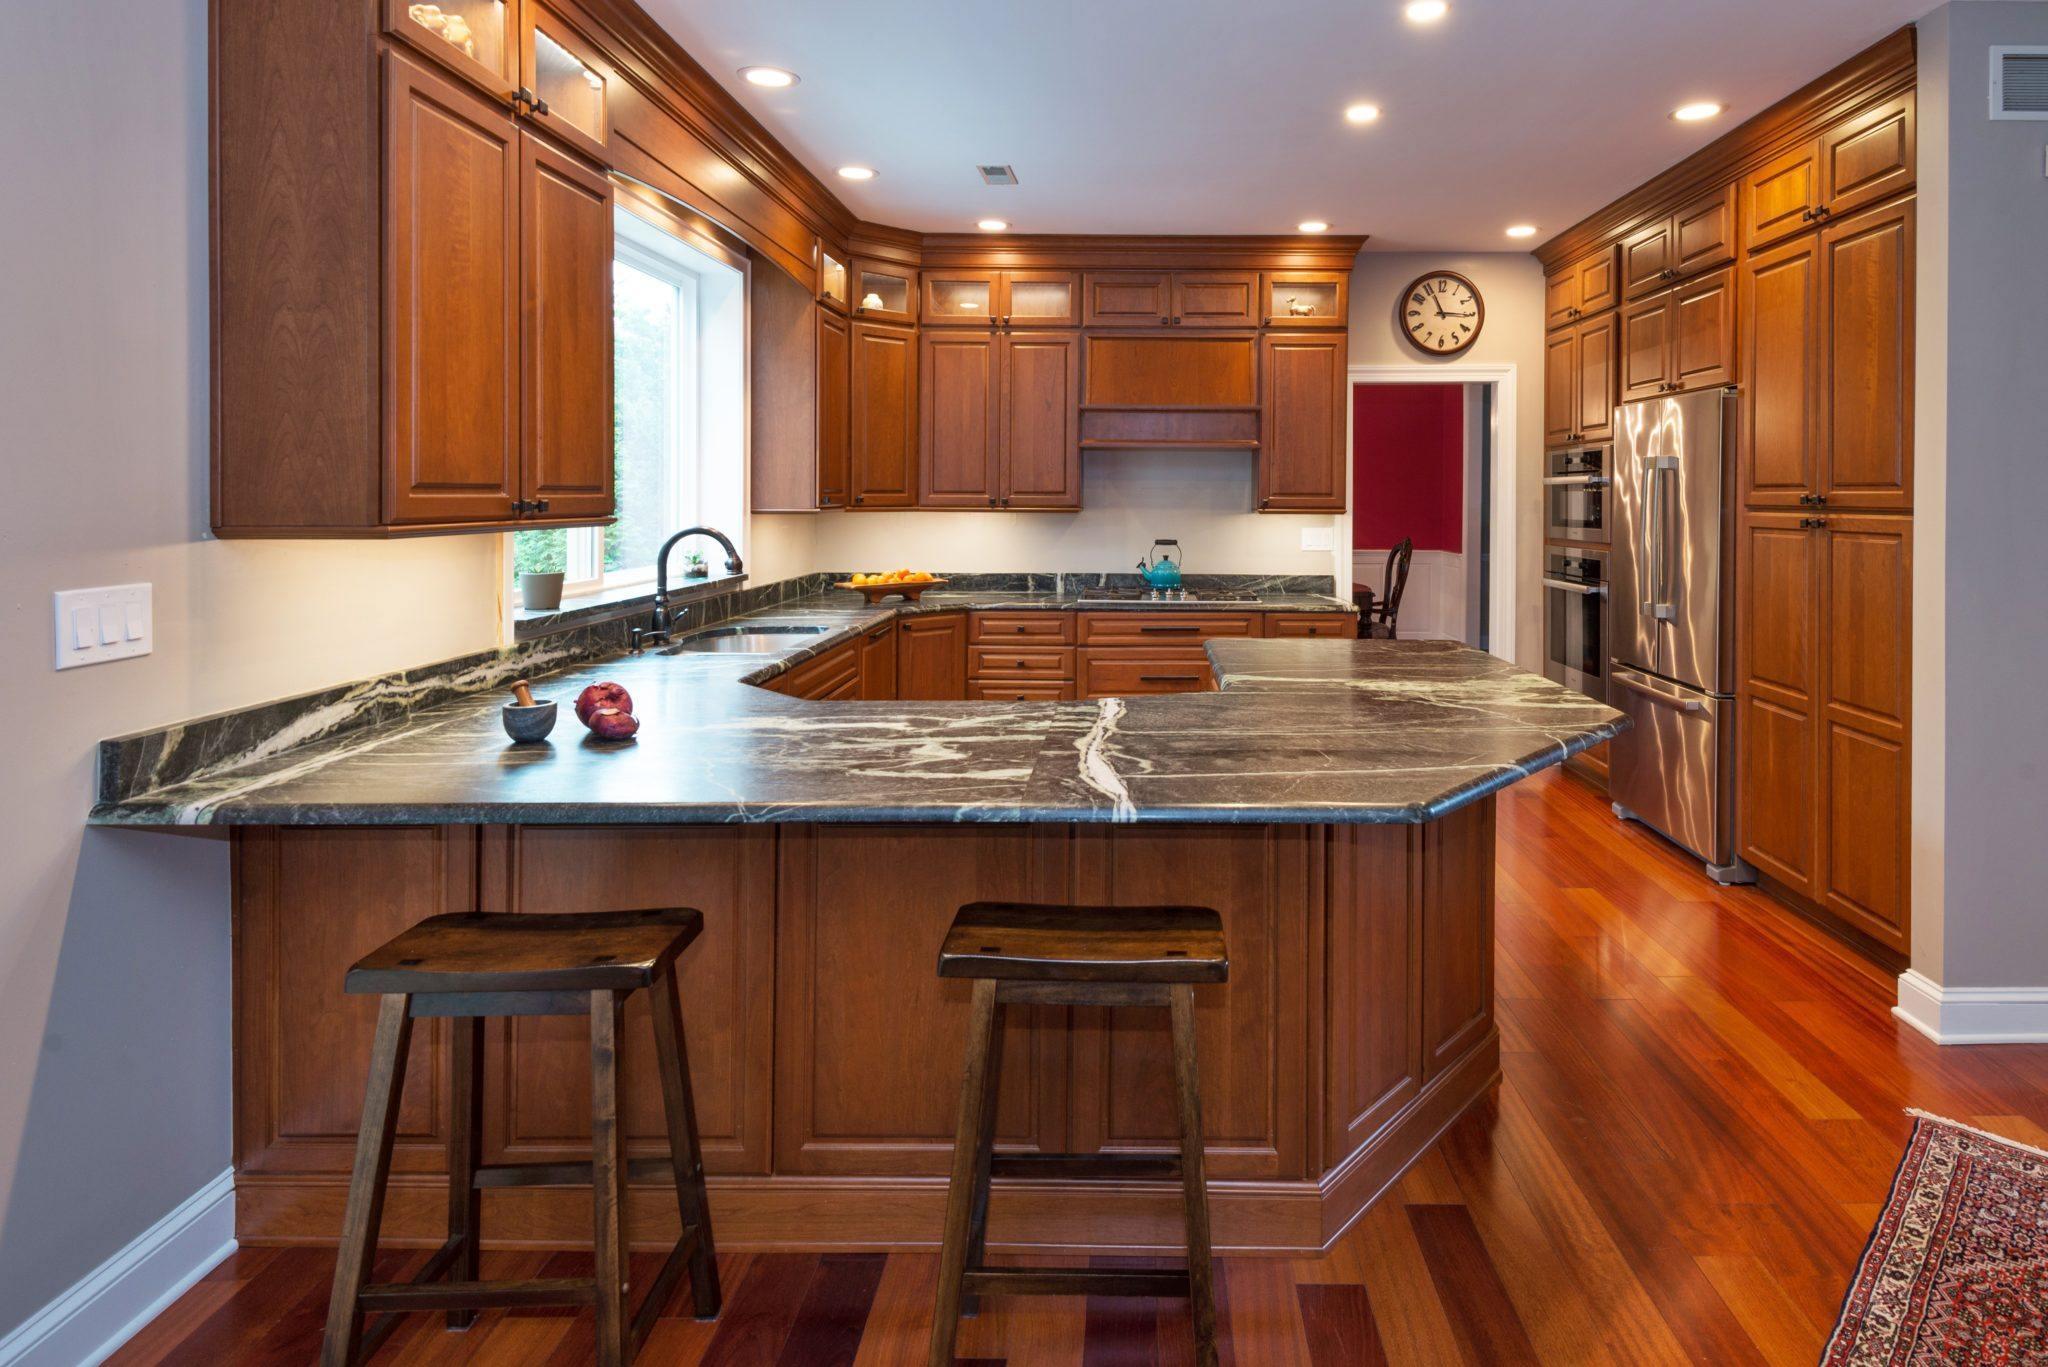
[
  {"x1": 520, "y1": 4, "x2": 612, "y2": 165},
  {"x1": 922, "y1": 270, "x2": 996, "y2": 326},
  {"x1": 1264, "y1": 271, "x2": 1347, "y2": 327},
  {"x1": 998, "y1": 271, "x2": 1079, "y2": 328},
  {"x1": 818, "y1": 245, "x2": 849, "y2": 312},
  {"x1": 852, "y1": 260, "x2": 916, "y2": 324},
  {"x1": 384, "y1": 0, "x2": 518, "y2": 101}
]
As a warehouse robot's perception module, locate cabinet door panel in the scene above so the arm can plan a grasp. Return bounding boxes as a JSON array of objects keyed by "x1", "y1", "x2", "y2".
[
  {"x1": 858, "y1": 622, "x2": 897, "y2": 699},
  {"x1": 921, "y1": 269, "x2": 998, "y2": 326},
  {"x1": 1068, "y1": 827, "x2": 1310, "y2": 1180},
  {"x1": 1823, "y1": 517, "x2": 1910, "y2": 734},
  {"x1": 520, "y1": 3, "x2": 613, "y2": 166},
  {"x1": 1742, "y1": 139, "x2": 1822, "y2": 253},
  {"x1": 1575, "y1": 312, "x2": 1618, "y2": 440},
  {"x1": 999, "y1": 271, "x2": 1081, "y2": 328},
  {"x1": 1671, "y1": 266, "x2": 1735, "y2": 393},
  {"x1": 1544, "y1": 328, "x2": 1578, "y2": 445},
  {"x1": 1820, "y1": 198, "x2": 1913, "y2": 509},
  {"x1": 1083, "y1": 271, "x2": 1173, "y2": 326},
  {"x1": 1621, "y1": 218, "x2": 1674, "y2": 297},
  {"x1": 1259, "y1": 334, "x2": 1346, "y2": 511},
  {"x1": 918, "y1": 331, "x2": 999, "y2": 507},
  {"x1": 1576, "y1": 246, "x2": 1621, "y2": 315},
  {"x1": 519, "y1": 133, "x2": 613, "y2": 519},
  {"x1": 1421, "y1": 800, "x2": 1494, "y2": 1080},
  {"x1": 1738, "y1": 515, "x2": 1821, "y2": 896},
  {"x1": 1618, "y1": 290, "x2": 1674, "y2": 403},
  {"x1": 382, "y1": 0, "x2": 518, "y2": 102},
  {"x1": 1000, "y1": 331, "x2": 1081, "y2": 509},
  {"x1": 1823, "y1": 724, "x2": 1907, "y2": 950},
  {"x1": 1739, "y1": 235, "x2": 1820, "y2": 507},
  {"x1": 383, "y1": 53, "x2": 520, "y2": 524},
  {"x1": 1545, "y1": 268, "x2": 1579, "y2": 331},
  {"x1": 1174, "y1": 271, "x2": 1260, "y2": 327},
  {"x1": 1325, "y1": 825, "x2": 1420, "y2": 1162},
  {"x1": 896, "y1": 612, "x2": 967, "y2": 700},
  {"x1": 817, "y1": 308, "x2": 850, "y2": 508},
  {"x1": 1672, "y1": 184, "x2": 1737, "y2": 278},
  {"x1": 850, "y1": 322, "x2": 918, "y2": 507},
  {"x1": 1823, "y1": 93, "x2": 1914, "y2": 220}
]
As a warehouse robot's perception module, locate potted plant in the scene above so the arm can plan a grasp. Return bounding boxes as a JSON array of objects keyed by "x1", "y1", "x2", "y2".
[{"x1": 683, "y1": 552, "x2": 709, "y2": 580}]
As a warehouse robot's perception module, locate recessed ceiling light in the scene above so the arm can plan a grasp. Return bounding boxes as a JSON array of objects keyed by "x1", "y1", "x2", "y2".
[
  {"x1": 1344, "y1": 103, "x2": 1382, "y2": 125},
  {"x1": 1505, "y1": 224, "x2": 1538, "y2": 239},
  {"x1": 977, "y1": 219, "x2": 1009, "y2": 232},
  {"x1": 1298, "y1": 220, "x2": 1330, "y2": 234},
  {"x1": 836, "y1": 165, "x2": 877, "y2": 181},
  {"x1": 1404, "y1": 0, "x2": 1449, "y2": 24},
  {"x1": 739, "y1": 66, "x2": 798, "y2": 89},
  {"x1": 1672, "y1": 101, "x2": 1724, "y2": 122}
]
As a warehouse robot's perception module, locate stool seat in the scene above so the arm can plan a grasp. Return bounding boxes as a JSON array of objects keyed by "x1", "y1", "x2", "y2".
[
  {"x1": 939, "y1": 902, "x2": 1226, "y2": 983},
  {"x1": 344, "y1": 909, "x2": 702, "y2": 995}
]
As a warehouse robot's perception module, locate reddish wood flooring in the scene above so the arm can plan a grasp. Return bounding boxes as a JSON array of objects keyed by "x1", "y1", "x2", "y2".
[{"x1": 109, "y1": 769, "x2": 2048, "y2": 1365}]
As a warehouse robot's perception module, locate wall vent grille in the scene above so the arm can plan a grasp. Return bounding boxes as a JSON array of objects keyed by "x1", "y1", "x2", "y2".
[
  {"x1": 977, "y1": 165, "x2": 1019, "y2": 186},
  {"x1": 1991, "y1": 47, "x2": 2048, "y2": 119}
]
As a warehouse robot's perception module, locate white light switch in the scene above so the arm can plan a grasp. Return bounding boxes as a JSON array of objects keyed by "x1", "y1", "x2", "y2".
[
  {"x1": 1300, "y1": 526, "x2": 1336, "y2": 552},
  {"x1": 54, "y1": 584, "x2": 152, "y2": 670}
]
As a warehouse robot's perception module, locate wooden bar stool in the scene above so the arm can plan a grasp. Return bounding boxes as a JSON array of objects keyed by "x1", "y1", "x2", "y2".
[
  {"x1": 928, "y1": 901, "x2": 1228, "y2": 1367},
  {"x1": 319, "y1": 909, "x2": 722, "y2": 1367}
]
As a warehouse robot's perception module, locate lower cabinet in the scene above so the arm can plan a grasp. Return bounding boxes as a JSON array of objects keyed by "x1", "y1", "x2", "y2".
[
  {"x1": 766, "y1": 640, "x2": 860, "y2": 699},
  {"x1": 1738, "y1": 512, "x2": 1911, "y2": 953},
  {"x1": 1266, "y1": 612, "x2": 1358, "y2": 638},
  {"x1": 857, "y1": 620, "x2": 897, "y2": 699},
  {"x1": 896, "y1": 612, "x2": 968, "y2": 699},
  {"x1": 1074, "y1": 611, "x2": 1259, "y2": 696}
]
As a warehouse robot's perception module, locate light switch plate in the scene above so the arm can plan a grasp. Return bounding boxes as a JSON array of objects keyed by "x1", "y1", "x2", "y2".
[
  {"x1": 54, "y1": 584, "x2": 152, "y2": 670},
  {"x1": 1300, "y1": 526, "x2": 1336, "y2": 552}
]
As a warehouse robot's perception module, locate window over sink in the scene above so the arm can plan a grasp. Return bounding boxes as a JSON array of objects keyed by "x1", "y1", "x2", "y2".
[{"x1": 513, "y1": 203, "x2": 746, "y2": 598}]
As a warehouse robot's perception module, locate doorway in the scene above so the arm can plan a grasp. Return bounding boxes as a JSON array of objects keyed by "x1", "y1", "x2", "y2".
[{"x1": 1343, "y1": 363, "x2": 1517, "y2": 661}]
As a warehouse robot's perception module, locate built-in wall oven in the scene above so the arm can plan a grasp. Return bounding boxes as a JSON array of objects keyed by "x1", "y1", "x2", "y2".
[
  {"x1": 1544, "y1": 546, "x2": 1608, "y2": 701},
  {"x1": 1544, "y1": 442, "x2": 1611, "y2": 544}
]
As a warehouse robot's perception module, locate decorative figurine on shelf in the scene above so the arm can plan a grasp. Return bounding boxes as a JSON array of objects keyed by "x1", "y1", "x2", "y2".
[
  {"x1": 407, "y1": 3, "x2": 477, "y2": 58},
  {"x1": 1287, "y1": 296, "x2": 1315, "y2": 317},
  {"x1": 861, "y1": 291, "x2": 886, "y2": 310},
  {"x1": 683, "y1": 552, "x2": 708, "y2": 579}
]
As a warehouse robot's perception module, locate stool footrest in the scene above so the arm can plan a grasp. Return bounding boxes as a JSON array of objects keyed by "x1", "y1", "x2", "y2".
[
  {"x1": 962, "y1": 1266, "x2": 1192, "y2": 1299},
  {"x1": 990, "y1": 1152, "x2": 1182, "y2": 1181},
  {"x1": 473, "y1": 1156, "x2": 675, "y2": 1189},
  {"x1": 357, "y1": 1276, "x2": 597, "y2": 1312}
]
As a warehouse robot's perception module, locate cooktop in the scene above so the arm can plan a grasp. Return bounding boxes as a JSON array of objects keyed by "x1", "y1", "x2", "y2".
[{"x1": 1074, "y1": 587, "x2": 1261, "y2": 604}]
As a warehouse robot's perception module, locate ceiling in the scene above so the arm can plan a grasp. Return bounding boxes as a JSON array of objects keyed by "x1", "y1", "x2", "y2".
[{"x1": 643, "y1": 0, "x2": 1927, "y2": 252}]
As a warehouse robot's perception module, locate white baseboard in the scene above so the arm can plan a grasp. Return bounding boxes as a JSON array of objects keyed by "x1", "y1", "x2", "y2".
[
  {"x1": 1894, "y1": 969, "x2": 2048, "y2": 1044},
  {"x1": 0, "y1": 1170, "x2": 235, "y2": 1367}
]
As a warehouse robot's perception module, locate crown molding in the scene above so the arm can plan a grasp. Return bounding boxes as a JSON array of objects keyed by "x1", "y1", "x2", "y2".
[
  {"x1": 1533, "y1": 25, "x2": 1916, "y2": 271},
  {"x1": 917, "y1": 233, "x2": 1369, "y2": 271}
]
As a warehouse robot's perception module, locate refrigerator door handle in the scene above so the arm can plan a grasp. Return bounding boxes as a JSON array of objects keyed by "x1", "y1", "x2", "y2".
[
  {"x1": 1609, "y1": 665, "x2": 1708, "y2": 714},
  {"x1": 1647, "y1": 457, "x2": 1680, "y2": 622}
]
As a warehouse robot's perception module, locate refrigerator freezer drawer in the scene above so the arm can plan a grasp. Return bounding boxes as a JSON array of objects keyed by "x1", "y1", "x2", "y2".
[{"x1": 1607, "y1": 666, "x2": 1737, "y2": 872}]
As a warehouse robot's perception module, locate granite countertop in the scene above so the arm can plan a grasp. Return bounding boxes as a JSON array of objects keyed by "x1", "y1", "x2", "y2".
[{"x1": 89, "y1": 591, "x2": 1623, "y2": 828}]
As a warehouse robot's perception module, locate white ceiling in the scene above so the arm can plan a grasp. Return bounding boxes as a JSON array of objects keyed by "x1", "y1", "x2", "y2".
[{"x1": 642, "y1": 0, "x2": 1928, "y2": 251}]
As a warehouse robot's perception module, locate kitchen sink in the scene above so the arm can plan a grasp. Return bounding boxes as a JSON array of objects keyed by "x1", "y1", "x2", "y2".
[{"x1": 671, "y1": 625, "x2": 832, "y2": 653}]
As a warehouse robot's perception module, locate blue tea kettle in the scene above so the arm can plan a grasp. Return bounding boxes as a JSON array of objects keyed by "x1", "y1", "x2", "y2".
[{"x1": 1137, "y1": 539, "x2": 1183, "y2": 591}]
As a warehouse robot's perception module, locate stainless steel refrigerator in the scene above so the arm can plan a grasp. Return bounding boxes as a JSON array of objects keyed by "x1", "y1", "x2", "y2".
[{"x1": 1606, "y1": 388, "x2": 1754, "y2": 884}]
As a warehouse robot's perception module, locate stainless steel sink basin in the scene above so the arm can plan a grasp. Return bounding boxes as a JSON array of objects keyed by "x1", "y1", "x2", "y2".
[{"x1": 671, "y1": 626, "x2": 831, "y2": 653}]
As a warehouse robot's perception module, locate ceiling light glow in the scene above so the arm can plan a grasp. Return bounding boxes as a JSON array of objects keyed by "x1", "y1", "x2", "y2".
[
  {"x1": 836, "y1": 165, "x2": 877, "y2": 181},
  {"x1": 1404, "y1": 0, "x2": 1449, "y2": 24},
  {"x1": 1505, "y1": 224, "x2": 1538, "y2": 239},
  {"x1": 977, "y1": 219, "x2": 1009, "y2": 232},
  {"x1": 739, "y1": 66, "x2": 797, "y2": 88},
  {"x1": 1672, "y1": 101, "x2": 1724, "y2": 122},
  {"x1": 1298, "y1": 220, "x2": 1330, "y2": 233},
  {"x1": 1344, "y1": 103, "x2": 1382, "y2": 125}
]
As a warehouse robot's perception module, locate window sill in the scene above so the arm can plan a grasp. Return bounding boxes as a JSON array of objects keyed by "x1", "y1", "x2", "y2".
[{"x1": 513, "y1": 571, "x2": 746, "y2": 642}]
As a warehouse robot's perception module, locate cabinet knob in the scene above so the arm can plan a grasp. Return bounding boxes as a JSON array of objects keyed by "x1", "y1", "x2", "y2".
[
  {"x1": 1160, "y1": 316, "x2": 1171, "y2": 325},
  {"x1": 1814, "y1": 494, "x2": 1827, "y2": 506},
  {"x1": 534, "y1": 498, "x2": 550, "y2": 514},
  {"x1": 853, "y1": 494, "x2": 864, "y2": 504}
]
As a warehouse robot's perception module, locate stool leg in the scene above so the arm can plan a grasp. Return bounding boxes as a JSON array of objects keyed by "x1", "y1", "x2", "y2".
[
  {"x1": 446, "y1": 1014, "x2": 484, "y2": 1330},
  {"x1": 649, "y1": 963, "x2": 722, "y2": 1319},
  {"x1": 929, "y1": 977, "x2": 999, "y2": 1367},
  {"x1": 1169, "y1": 985, "x2": 1220, "y2": 1367},
  {"x1": 320, "y1": 993, "x2": 414, "y2": 1367},
  {"x1": 589, "y1": 991, "x2": 629, "y2": 1367},
  {"x1": 960, "y1": 998, "x2": 1006, "y2": 1318}
]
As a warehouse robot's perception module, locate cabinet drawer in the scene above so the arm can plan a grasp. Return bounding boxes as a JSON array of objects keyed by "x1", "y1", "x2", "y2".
[
  {"x1": 1079, "y1": 650, "x2": 1213, "y2": 697},
  {"x1": 966, "y1": 680, "x2": 1077, "y2": 702},
  {"x1": 1265, "y1": 613, "x2": 1356, "y2": 638},
  {"x1": 967, "y1": 645, "x2": 1075, "y2": 678},
  {"x1": 1076, "y1": 612, "x2": 1259, "y2": 647},
  {"x1": 775, "y1": 643, "x2": 859, "y2": 699},
  {"x1": 970, "y1": 611, "x2": 1075, "y2": 644}
]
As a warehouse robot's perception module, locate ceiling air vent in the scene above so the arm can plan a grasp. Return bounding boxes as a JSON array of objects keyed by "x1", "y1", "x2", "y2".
[
  {"x1": 977, "y1": 164, "x2": 1019, "y2": 186},
  {"x1": 1990, "y1": 47, "x2": 2048, "y2": 119}
]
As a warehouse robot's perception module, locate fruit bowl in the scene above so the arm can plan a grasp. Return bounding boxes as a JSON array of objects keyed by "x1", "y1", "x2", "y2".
[{"x1": 835, "y1": 576, "x2": 948, "y2": 604}]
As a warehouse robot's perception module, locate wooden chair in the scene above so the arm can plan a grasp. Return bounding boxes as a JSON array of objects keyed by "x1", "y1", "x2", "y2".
[
  {"x1": 928, "y1": 902, "x2": 1228, "y2": 1367},
  {"x1": 1354, "y1": 536, "x2": 1415, "y2": 639},
  {"x1": 320, "y1": 910, "x2": 721, "y2": 1367}
]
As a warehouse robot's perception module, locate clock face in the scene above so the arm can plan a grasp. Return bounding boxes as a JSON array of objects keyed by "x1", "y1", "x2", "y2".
[{"x1": 1400, "y1": 272, "x2": 1484, "y2": 356}]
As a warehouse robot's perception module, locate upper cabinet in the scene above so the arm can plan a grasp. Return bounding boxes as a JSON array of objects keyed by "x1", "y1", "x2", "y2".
[
  {"x1": 1743, "y1": 92, "x2": 1915, "y2": 252},
  {"x1": 922, "y1": 271, "x2": 1079, "y2": 328},
  {"x1": 1544, "y1": 245, "x2": 1620, "y2": 331},
  {"x1": 1082, "y1": 270, "x2": 1258, "y2": 328},
  {"x1": 1263, "y1": 271, "x2": 1348, "y2": 328},
  {"x1": 1543, "y1": 312, "x2": 1617, "y2": 446},
  {"x1": 384, "y1": 0, "x2": 519, "y2": 101},
  {"x1": 1618, "y1": 265, "x2": 1734, "y2": 403},
  {"x1": 818, "y1": 245, "x2": 850, "y2": 312},
  {"x1": 520, "y1": 3, "x2": 614, "y2": 166},
  {"x1": 1259, "y1": 334, "x2": 1347, "y2": 511},
  {"x1": 1621, "y1": 182, "x2": 1734, "y2": 297},
  {"x1": 852, "y1": 259, "x2": 917, "y2": 324},
  {"x1": 850, "y1": 321, "x2": 919, "y2": 508}
]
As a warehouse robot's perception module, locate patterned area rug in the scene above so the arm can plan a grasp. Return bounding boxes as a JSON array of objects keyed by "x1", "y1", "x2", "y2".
[{"x1": 1822, "y1": 1111, "x2": 2048, "y2": 1365}]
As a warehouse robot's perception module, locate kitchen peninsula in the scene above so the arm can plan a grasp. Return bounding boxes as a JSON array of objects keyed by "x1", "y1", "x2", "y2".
[{"x1": 92, "y1": 589, "x2": 1619, "y2": 1256}]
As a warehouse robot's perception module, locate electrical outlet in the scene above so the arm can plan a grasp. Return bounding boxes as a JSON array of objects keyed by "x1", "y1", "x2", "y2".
[
  {"x1": 54, "y1": 584, "x2": 152, "y2": 670},
  {"x1": 1300, "y1": 526, "x2": 1336, "y2": 552}
]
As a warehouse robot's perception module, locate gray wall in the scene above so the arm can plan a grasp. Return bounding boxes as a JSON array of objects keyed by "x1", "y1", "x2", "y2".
[{"x1": 1915, "y1": 1, "x2": 2048, "y2": 989}]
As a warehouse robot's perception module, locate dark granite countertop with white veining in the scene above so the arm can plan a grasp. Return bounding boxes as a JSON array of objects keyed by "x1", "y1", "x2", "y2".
[{"x1": 88, "y1": 590, "x2": 1623, "y2": 828}]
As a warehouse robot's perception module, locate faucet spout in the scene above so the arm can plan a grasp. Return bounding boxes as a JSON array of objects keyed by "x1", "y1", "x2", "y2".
[{"x1": 637, "y1": 526, "x2": 745, "y2": 652}]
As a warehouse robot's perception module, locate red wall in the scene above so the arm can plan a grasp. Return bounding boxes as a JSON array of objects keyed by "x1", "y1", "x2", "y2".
[{"x1": 1352, "y1": 384, "x2": 1464, "y2": 552}]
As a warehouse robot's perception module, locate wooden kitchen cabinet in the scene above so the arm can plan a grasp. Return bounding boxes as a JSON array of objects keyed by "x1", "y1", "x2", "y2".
[
  {"x1": 1266, "y1": 613, "x2": 1358, "y2": 638},
  {"x1": 818, "y1": 245, "x2": 850, "y2": 311},
  {"x1": 1258, "y1": 333, "x2": 1347, "y2": 511},
  {"x1": 850, "y1": 321, "x2": 918, "y2": 508},
  {"x1": 1544, "y1": 245, "x2": 1620, "y2": 330},
  {"x1": 1082, "y1": 270, "x2": 1258, "y2": 328},
  {"x1": 918, "y1": 330, "x2": 998, "y2": 507},
  {"x1": 896, "y1": 612, "x2": 968, "y2": 699},
  {"x1": 999, "y1": 331, "x2": 1082, "y2": 508},
  {"x1": 1742, "y1": 92, "x2": 1915, "y2": 252},
  {"x1": 1619, "y1": 266, "x2": 1734, "y2": 403},
  {"x1": 858, "y1": 620, "x2": 898, "y2": 699},
  {"x1": 1737, "y1": 511, "x2": 1910, "y2": 954},
  {"x1": 1264, "y1": 271, "x2": 1348, "y2": 327},
  {"x1": 1545, "y1": 311, "x2": 1616, "y2": 445},
  {"x1": 817, "y1": 308, "x2": 851, "y2": 507},
  {"x1": 519, "y1": 2, "x2": 614, "y2": 167},
  {"x1": 923, "y1": 270, "x2": 1079, "y2": 328},
  {"x1": 518, "y1": 130, "x2": 614, "y2": 520},
  {"x1": 851, "y1": 259, "x2": 917, "y2": 323},
  {"x1": 382, "y1": 0, "x2": 519, "y2": 102},
  {"x1": 1622, "y1": 182, "x2": 1735, "y2": 297},
  {"x1": 1738, "y1": 233, "x2": 1821, "y2": 507}
]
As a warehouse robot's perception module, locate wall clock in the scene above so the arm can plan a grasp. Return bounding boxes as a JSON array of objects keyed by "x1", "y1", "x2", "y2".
[{"x1": 1398, "y1": 271, "x2": 1484, "y2": 356}]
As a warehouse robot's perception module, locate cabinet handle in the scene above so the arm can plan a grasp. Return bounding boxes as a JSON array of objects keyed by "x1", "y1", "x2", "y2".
[
  {"x1": 1140, "y1": 674, "x2": 1201, "y2": 683},
  {"x1": 1160, "y1": 315, "x2": 1171, "y2": 325},
  {"x1": 1813, "y1": 205, "x2": 1832, "y2": 220},
  {"x1": 1813, "y1": 493, "x2": 1827, "y2": 506},
  {"x1": 853, "y1": 494, "x2": 865, "y2": 505},
  {"x1": 533, "y1": 498, "x2": 550, "y2": 514},
  {"x1": 1139, "y1": 625, "x2": 1201, "y2": 634}
]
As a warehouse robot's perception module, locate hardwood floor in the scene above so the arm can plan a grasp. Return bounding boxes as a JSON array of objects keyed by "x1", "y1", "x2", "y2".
[{"x1": 109, "y1": 769, "x2": 2048, "y2": 1365}]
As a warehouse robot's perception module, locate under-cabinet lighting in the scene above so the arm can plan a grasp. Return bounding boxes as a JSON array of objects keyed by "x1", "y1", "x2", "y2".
[
  {"x1": 1672, "y1": 101, "x2": 1724, "y2": 122},
  {"x1": 739, "y1": 66, "x2": 798, "y2": 89}
]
